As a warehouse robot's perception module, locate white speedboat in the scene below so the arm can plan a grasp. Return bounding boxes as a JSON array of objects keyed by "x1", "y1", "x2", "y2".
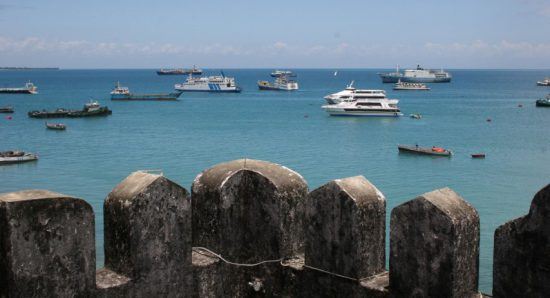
[
  {"x1": 537, "y1": 78, "x2": 550, "y2": 86},
  {"x1": 324, "y1": 81, "x2": 388, "y2": 104},
  {"x1": 174, "y1": 73, "x2": 241, "y2": 93},
  {"x1": 0, "y1": 151, "x2": 38, "y2": 165},
  {"x1": 393, "y1": 80, "x2": 430, "y2": 90},
  {"x1": 258, "y1": 75, "x2": 298, "y2": 91}
]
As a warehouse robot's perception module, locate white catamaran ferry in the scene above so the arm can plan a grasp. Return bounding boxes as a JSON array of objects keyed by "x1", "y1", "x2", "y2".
[
  {"x1": 174, "y1": 72, "x2": 241, "y2": 93},
  {"x1": 324, "y1": 81, "x2": 388, "y2": 104},
  {"x1": 322, "y1": 82, "x2": 402, "y2": 117}
]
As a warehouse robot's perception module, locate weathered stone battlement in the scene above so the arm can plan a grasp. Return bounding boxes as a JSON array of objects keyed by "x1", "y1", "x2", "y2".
[{"x1": 0, "y1": 159, "x2": 548, "y2": 297}]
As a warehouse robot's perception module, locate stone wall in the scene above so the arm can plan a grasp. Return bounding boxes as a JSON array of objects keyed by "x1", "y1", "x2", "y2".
[{"x1": 0, "y1": 159, "x2": 548, "y2": 297}]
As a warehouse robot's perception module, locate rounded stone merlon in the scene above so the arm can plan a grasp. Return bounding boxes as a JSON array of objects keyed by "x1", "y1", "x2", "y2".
[
  {"x1": 192, "y1": 159, "x2": 307, "y2": 194},
  {"x1": 411, "y1": 187, "x2": 479, "y2": 221},
  {"x1": 106, "y1": 171, "x2": 165, "y2": 202},
  {"x1": 332, "y1": 175, "x2": 386, "y2": 206},
  {"x1": 0, "y1": 189, "x2": 85, "y2": 204}
]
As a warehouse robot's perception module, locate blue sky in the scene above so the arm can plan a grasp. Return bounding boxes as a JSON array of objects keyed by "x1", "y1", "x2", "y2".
[{"x1": 1, "y1": 0, "x2": 549, "y2": 68}]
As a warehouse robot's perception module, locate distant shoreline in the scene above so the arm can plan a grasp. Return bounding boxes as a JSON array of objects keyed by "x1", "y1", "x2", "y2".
[{"x1": 0, "y1": 67, "x2": 59, "y2": 70}]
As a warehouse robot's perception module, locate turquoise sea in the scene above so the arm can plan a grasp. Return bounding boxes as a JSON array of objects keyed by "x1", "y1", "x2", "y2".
[{"x1": 1, "y1": 69, "x2": 549, "y2": 293}]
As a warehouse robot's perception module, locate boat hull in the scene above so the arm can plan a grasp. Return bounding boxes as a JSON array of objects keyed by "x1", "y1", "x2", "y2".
[
  {"x1": 400, "y1": 76, "x2": 451, "y2": 83},
  {"x1": 398, "y1": 145, "x2": 452, "y2": 157},
  {"x1": 29, "y1": 108, "x2": 112, "y2": 118},
  {"x1": 0, "y1": 89, "x2": 36, "y2": 94},
  {"x1": 111, "y1": 92, "x2": 182, "y2": 101},
  {"x1": 0, "y1": 154, "x2": 38, "y2": 165},
  {"x1": 322, "y1": 106, "x2": 402, "y2": 117}
]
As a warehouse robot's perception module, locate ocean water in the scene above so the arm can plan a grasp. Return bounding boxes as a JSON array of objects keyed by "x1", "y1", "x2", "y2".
[{"x1": 1, "y1": 69, "x2": 549, "y2": 293}]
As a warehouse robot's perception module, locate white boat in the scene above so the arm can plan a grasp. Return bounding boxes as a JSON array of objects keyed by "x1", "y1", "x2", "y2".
[
  {"x1": 401, "y1": 65, "x2": 451, "y2": 83},
  {"x1": 393, "y1": 80, "x2": 430, "y2": 90},
  {"x1": 324, "y1": 81, "x2": 388, "y2": 104},
  {"x1": 0, "y1": 151, "x2": 38, "y2": 165},
  {"x1": 537, "y1": 78, "x2": 550, "y2": 86},
  {"x1": 322, "y1": 84, "x2": 402, "y2": 117},
  {"x1": 258, "y1": 75, "x2": 298, "y2": 91},
  {"x1": 174, "y1": 73, "x2": 241, "y2": 93},
  {"x1": 270, "y1": 70, "x2": 295, "y2": 77}
]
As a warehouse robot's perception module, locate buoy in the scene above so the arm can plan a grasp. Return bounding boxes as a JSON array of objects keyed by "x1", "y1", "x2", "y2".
[
  {"x1": 304, "y1": 114, "x2": 309, "y2": 118},
  {"x1": 6, "y1": 116, "x2": 12, "y2": 120},
  {"x1": 518, "y1": 104, "x2": 523, "y2": 108},
  {"x1": 486, "y1": 118, "x2": 492, "y2": 122}
]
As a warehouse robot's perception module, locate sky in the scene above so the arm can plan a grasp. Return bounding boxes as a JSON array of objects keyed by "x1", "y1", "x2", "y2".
[{"x1": 0, "y1": 0, "x2": 549, "y2": 69}]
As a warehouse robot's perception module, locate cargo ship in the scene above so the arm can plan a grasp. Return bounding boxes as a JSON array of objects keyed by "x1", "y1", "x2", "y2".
[
  {"x1": 379, "y1": 65, "x2": 451, "y2": 83},
  {"x1": 0, "y1": 81, "x2": 38, "y2": 94},
  {"x1": 157, "y1": 66, "x2": 202, "y2": 75},
  {"x1": 28, "y1": 101, "x2": 112, "y2": 118},
  {"x1": 110, "y1": 82, "x2": 182, "y2": 100}
]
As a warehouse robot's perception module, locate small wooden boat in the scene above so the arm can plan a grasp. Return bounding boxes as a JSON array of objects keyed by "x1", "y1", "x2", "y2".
[
  {"x1": 0, "y1": 106, "x2": 14, "y2": 113},
  {"x1": 398, "y1": 144, "x2": 452, "y2": 157},
  {"x1": 0, "y1": 151, "x2": 38, "y2": 165},
  {"x1": 45, "y1": 122, "x2": 66, "y2": 130},
  {"x1": 471, "y1": 153, "x2": 486, "y2": 158}
]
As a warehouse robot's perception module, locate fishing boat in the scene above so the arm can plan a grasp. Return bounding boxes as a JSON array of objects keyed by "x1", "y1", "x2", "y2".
[
  {"x1": 0, "y1": 81, "x2": 38, "y2": 94},
  {"x1": 0, "y1": 151, "x2": 38, "y2": 165},
  {"x1": 45, "y1": 122, "x2": 66, "y2": 130},
  {"x1": 536, "y1": 78, "x2": 550, "y2": 86},
  {"x1": 28, "y1": 101, "x2": 112, "y2": 118},
  {"x1": 174, "y1": 72, "x2": 241, "y2": 92},
  {"x1": 258, "y1": 75, "x2": 298, "y2": 91},
  {"x1": 471, "y1": 153, "x2": 486, "y2": 159},
  {"x1": 398, "y1": 145, "x2": 452, "y2": 157},
  {"x1": 536, "y1": 94, "x2": 550, "y2": 107},
  {"x1": 110, "y1": 82, "x2": 182, "y2": 100},
  {"x1": 0, "y1": 106, "x2": 14, "y2": 113},
  {"x1": 157, "y1": 65, "x2": 202, "y2": 75},
  {"x1": 393, "y1": 80, "x2": 430, "y2": 91},
  {"x1": 270, "y1": 70, "x2": 296, "y2": 77},
  {"x1": 324, "y1": 81, "x2": 388, "y2": 104}
]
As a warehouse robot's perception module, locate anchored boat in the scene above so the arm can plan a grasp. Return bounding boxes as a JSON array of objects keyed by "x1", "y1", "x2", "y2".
[
  {"x1": 270, "y1": 70, "x2": 296, "y2": 77},
  {"x1": 110, "y1": 82, "x2": 182, "y2": 100},
  {"x1": 0, "y1": 106, "x2": 14, "y2": 113},
  {"x1": 379, "y1": 65, "x2": 451, "y2": 83},
  {"x1": 258, "y1": 75, "x2": 298, "y2": 91},
  {"x1": 394, "y1": 80, "x2": 430, "y2": 91},
  {"x1": 324, "y1": 81, "x2": 388, "y2": 104},
  {"x1": 536, "y1": 94, "x2": 550, "y2": 107},
  {"x1": 0, "y1": 151, "x2": 38, "y2": 165},
  {"x1": 157, "y1": 65, "x2": 202, "y2": 75},
  {"x1": 175, "y1": 72, "x2": 241, "y2": 93},
  {"x1": 0, "y1": 81, "x2": 38, "y2": 94},
  {"x1": 322, "y1": 87, "x2": 402, "y2": 117},
  {"x1": 45, "y1": 122, "x2": 66, "y2": 130},
  {"x1": 398, "y1": 145, "x2": 452, "y2": 157},
  {"x1": 536, "y1": 78, "x2": 550, "y2": 86},
  {"x1": 28, "y1": 101, "x2": 112, "y2": 118}
]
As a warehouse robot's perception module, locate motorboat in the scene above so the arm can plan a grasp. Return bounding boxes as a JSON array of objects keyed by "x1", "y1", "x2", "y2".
[
  {"x1": 324, "y1": 81, "x2": 388, "y2": 104},
  {"x1": 398, "y1": 145, "x2": 452, "y2": 157},
  {"x1": 322, "y1": 87, "x2": 402, "y2": 117},
  {"x1": 0, "y1": 151, "x2": 38, "y2": 165},
  {"x1": 394, "y1": 80, "x2": 430, "y2": 90},
  {"x1": 45, "y1": 122, "x2": 66, "y2": 130},
  {"x1": 536, "y1": 78, "x2": 550, "y2": 86}
]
